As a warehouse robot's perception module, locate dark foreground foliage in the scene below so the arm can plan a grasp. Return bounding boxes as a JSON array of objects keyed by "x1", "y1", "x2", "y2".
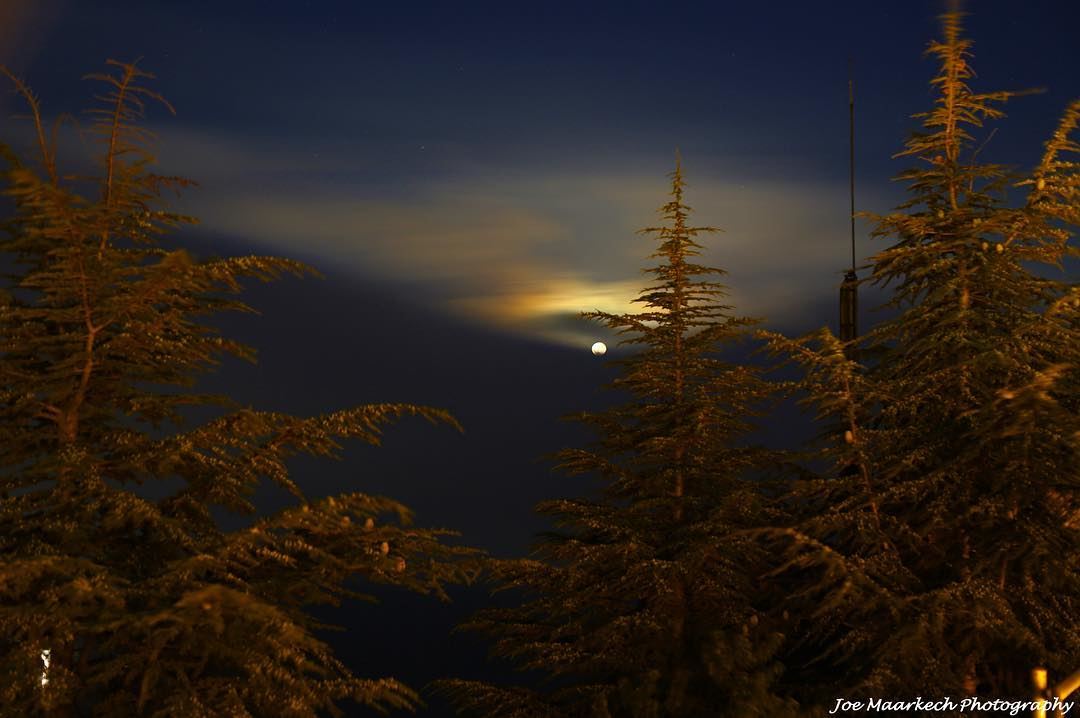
[
  {"x1": 0, "y1": 61, "x2": 478, "y2": 717},
  {"x1": 759, "y1": 9, "x2": 1080, "y2": 709},
  {"x1": 440, "y1": 161, "x2": 798, "y2": 717}
]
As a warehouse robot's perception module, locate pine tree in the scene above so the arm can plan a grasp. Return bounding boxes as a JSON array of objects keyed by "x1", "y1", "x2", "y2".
[
  {"x1": 0, "y1": 61, "x2": 477, "y2": 716},
  {"x1": 442, "y1": 159, "x2": 796, "y2": 717},
  {"x1": 759, "y1": 10, "x2": 1080, "y2": 705}
]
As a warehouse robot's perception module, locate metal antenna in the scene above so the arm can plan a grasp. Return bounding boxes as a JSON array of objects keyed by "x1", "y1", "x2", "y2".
[
  {"x1": 848, "y1": 61, "x2": 856, "y2": 272},
  {"x1": 839, "y1": 59, "x2": 859, "y2": 343}
]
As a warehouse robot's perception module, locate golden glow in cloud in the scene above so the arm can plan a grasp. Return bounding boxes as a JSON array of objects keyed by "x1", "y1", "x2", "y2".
[
  {"x1": 449, "y1": 276, "x2": 643, "y2": 346},
  {"x1": 156, "y1": 131, "x2": 872, "y2": 347}
]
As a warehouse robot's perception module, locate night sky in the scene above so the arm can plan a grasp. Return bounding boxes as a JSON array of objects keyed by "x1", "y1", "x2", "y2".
[{"x1": 3, "y1": 1, "x2": 1080, "y2": 715}]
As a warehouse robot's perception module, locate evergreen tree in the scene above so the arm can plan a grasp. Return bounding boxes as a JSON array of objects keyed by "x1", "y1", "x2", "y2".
[
  {"x1": 0, "y1": 61, "x2": 477, "y2": 716},
  {"x1": 760, "y1": 10, "x2": 1080, "y2": 706},
  {"x1": 442, "y1": 160, "x2": 795, "y2": 717}
]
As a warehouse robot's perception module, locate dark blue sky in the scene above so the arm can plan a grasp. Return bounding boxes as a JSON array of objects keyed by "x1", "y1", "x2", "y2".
[{"x1": 3, "y1": 2, "x2": 1079, "y2": 714}]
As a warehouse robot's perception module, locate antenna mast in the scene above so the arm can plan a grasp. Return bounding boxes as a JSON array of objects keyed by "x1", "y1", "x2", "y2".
[{"x1": 839, "y1": 61, "x2": 859, "y2": 343}]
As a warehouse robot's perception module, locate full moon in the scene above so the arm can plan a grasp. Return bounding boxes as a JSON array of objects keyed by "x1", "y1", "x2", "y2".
[{"x1": 591, "y1": 342, "x2": 607, "y2": 356}]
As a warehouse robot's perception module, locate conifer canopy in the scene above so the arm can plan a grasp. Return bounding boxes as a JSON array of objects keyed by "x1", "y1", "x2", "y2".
[
  {"x1": 0, "y1": 61, "x2": 478, "y2": 717},
  {"x1": 441, "y1": 160, "x2": 795, "y2": 717},
  {"x1": 759, "y1": 9, "x2": 1080, "y2": 704}
]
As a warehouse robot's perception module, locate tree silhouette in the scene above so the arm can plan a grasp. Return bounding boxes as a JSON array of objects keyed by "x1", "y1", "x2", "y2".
[
  {"x1": 0, "y1": 61, "x2": 477, "y2": 717},
  {"x1": 760, "y1": 10, "x2": 1080, "y2": 704},
  {"x1": 442, "y1": 160, "x2": 795, "y2": 717}
]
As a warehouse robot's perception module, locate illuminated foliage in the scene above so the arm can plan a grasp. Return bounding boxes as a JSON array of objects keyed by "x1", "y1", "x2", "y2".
[
  {"x1": 442, "y1": 161, "x2": 796, "y2": 717},
  {"x1": 0, "y1": 62, "x2": 477, "y2": 716},
  {"x1": 760, "y1": 10, "x2": 1080, "y2": 705}
]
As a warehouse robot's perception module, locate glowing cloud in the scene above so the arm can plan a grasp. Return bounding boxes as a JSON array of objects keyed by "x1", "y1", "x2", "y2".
[{"x1": 152, "y1": 130, "x2": 886, "y2": 346}]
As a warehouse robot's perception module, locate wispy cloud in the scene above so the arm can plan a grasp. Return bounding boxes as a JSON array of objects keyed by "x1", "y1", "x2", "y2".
[{"x1": 156, "y1": 129, "x2": 887, "y2": 347}]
